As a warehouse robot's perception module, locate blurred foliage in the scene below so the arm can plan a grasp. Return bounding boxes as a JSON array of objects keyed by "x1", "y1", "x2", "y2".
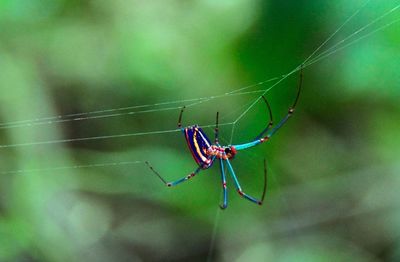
[{"x1": 0, "y1": 0, "x2": 400, "y2": 261}]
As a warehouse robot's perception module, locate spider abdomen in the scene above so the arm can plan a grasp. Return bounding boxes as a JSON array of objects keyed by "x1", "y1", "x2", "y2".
[{"x1": 183, "y1": 125, "x2": 213, "y2": 169}]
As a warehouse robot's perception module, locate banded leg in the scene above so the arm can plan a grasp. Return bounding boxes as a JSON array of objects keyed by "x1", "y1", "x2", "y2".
[
  {"x1": 177, "y1": 106, "x2": 186, "y2": 129},
  {"x1": 225, "y1": 158, "x2": 265, "y2": 205},
  {"x1": 266, "y1": 65, "x2": 303, "y2": 138},
  {"x1": 234, "y1": 66, "x2": 303, "y2": 151},
  {"x1": 254, "y1": 96, "x2": 274, "y2": 140},
  {"x1": 214, "y1": 112, "x2": 220, "y2": 144},
  {"x1": 146, "y1": 161, "x2": 203, "y2": 187},
  {"x1": 219, "y1": 158, "x2": 228, "y2": 209},
  {"x1": 215, "y1": 112, "x2": 229, "y2": 209}
]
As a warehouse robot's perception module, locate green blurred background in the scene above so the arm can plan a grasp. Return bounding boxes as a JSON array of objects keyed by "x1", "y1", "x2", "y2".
[{"x1": 1, "y1": 0, "x2": 400, "y2": 261}]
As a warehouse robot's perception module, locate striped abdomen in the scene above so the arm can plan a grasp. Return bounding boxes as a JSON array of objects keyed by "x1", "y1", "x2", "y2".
[{"x1": 183, "y1": 126, "x2": 213, "y2": 169}]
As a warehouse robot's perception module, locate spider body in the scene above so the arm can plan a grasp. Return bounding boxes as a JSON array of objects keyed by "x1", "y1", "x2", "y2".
[
  {"x1": 146, "y1": 68, "x2": 303, "y2": 209},
  {"x1": 183, "y1": 125, "x2": 237, "y2": 169}
]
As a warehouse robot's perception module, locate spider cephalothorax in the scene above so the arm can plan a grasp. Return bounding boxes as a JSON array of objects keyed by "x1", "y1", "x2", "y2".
[
  {"x1": 205, "y1": 145, "x2": 237, "y2": 160},
  {"x1": 224, "y1": 146, "x2": 237, "y2": 158}
]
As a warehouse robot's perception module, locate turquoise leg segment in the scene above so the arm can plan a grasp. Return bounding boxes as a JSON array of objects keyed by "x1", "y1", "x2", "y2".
[
  {"x1": 168, "y1": 166, "x2": 203, "y2": 186},
  {"x1": 233, "y1": 140, "x2": 262, "y2": 151},
  {"x1": 225, "y1": 159, "x2": 262, "y2": 205},
  {"x1": 219, "y1": 158, "x2": 228, "y2": 209},
  {"x1": 167, "y1": 156, "x2": 216, "y2": 186},
  {"x1": 268, "y1": 114, "x2": 290, "y2": 137},
  {"x1": 233, "y1": 113, "x2": 292, "y2": 151}
]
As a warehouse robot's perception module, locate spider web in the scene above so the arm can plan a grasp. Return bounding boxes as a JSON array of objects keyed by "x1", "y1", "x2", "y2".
[
  {"x1": 0, "y1": 1, "x2": 399, "y2": 169},
  {"x1": 0, "y1": 0, "x2": 398, "y2": 204},
  {"x1": 1, "y1": 1, "x2": 400, "y2": 261}
]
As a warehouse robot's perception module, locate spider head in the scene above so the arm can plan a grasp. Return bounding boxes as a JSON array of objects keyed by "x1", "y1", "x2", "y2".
[{"x1": 224, "y1": 146, "x2": 237, "y2": 159}]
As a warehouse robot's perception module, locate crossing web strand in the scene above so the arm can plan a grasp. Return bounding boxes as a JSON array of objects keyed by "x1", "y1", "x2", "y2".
[
  {"x1": 0, "y1": 161, "x2": 144, "y2": 175},
  {"x1": 0, "y1": 96, "x2": 211, "y2": 128},
  {"x1": 1, "y1": 0, "x2": 399, "y2": 175},
  {"x1": 0, "y1": 122, "x2": 236, "y2": 149},
  {"x1": 233, "y1": 1, "x2": 400, "y2": 125},
  {"x1": 302, "y1": 0, "x2": 372, "y2": 66},
  {"x1": 0, "y1": 2, "x2": 397, "y2": 131},
  {"x1": 0, "y1": 88, "x2": 276, "y2": 130},
  {"x1": 304, "y1": 16, "x2": 400, "y2": 69},
  {"x1": 304, "y1": 2, "x2": 400, "y2": 69},
  {"x1": 1, "y1": 1, "x2": 397, "y2": 131}
]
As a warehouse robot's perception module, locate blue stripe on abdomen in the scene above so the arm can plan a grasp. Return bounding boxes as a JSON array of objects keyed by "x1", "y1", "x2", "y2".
[{"x1": 184, "y1": 126, "x2": 213, "y2": 168}]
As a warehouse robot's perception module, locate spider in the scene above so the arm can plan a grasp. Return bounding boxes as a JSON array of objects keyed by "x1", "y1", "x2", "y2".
[{"x1": 146, "y1": 68, "x2": 303, "y2": 209}]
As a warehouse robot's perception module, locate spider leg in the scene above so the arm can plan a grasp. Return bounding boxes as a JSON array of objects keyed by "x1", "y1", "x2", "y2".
[
  {"x1": 177, "y1": 106, "x2": 186, "y2": 130},
  {"x1": 166, "y1": 166, "x2": 204, "y2": 187},
  {"x1": 254, "y1": 96, "x2": 273, "y2": 140},
  {"x1": 214, "y1": 111, "x2": 219, "y2": 144},
  {"x1": 146, "y1": 161, "x2": 203, "y2": 187},
  {"x1": 145, "y1": 156, "x2": 216, "y2": 187},
  {"x1": 234, "y1": 66, "x2": 303, "y2": 151},
  {"x1": 225, "y1": 158, "x2": 266, "y2": 205},
  {"x1": 214, "y1": 112, "x2": 228, "y2": 208},
  {"x1": 219, "y1": 158, "x2": 228, "y2": 209},
  {"x1": 266, "y1": 65, "x2": 302, "y2": 138}
]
